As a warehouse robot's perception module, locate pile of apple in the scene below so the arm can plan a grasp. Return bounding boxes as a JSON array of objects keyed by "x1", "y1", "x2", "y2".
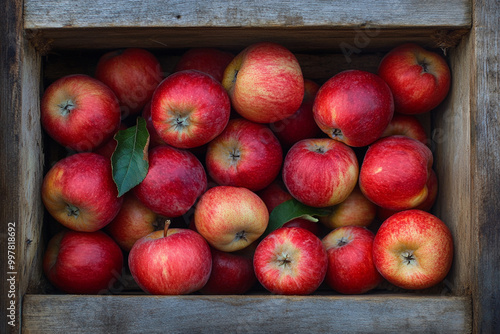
[{"x1": 40, "y1": 42, "x2": 454, "y2": 296}]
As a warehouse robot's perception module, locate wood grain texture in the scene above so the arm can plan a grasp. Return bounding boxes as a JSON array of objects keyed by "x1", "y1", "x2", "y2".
[
  {"x1": 1, "y1": 0, "x2": 44, "y2": 333},
  {"x1": 25, "y1": 27, "x2": 470, "y2": 52},
  {"x1": 22, "y1": 294, "x2": 472, "y2": 333},
  {"x1": 432, "y1": 32, "x2": 473, "y2": 296},
  {"x1": 470, "y1": 0, "x2": 500, "y2": 332},
  {"x1": 24, "y1": 0, "x2": 471, "y2": 29}
]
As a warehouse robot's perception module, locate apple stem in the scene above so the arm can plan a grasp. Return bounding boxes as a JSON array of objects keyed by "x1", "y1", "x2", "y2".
[
  {"x1": 65, "y1": 204, "x2": 80, "y2": 218},
  {"x1": 164, "y1": 220, "x2": 171, "y2": 237},
  {"x1": 58, "y1": 100, "x2": 76, "y2": 116}
]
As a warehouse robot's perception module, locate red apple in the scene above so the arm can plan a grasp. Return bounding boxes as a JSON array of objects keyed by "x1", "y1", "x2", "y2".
[
  {"x1": 105, "y1": 193, "x2": 159, "y2": 252},
  {"x1": 322, "y1": 226, "x2": 382, "y2": 294},
  {"x1": 41, "y1": 152, "x2": 123, "y2": 232},
  {"x1": 205, "y1": 118, "x2": 283, "y2": 191},
  {"x1": 151, "y1": 70, "x2": 231, "y2": 149},
  {"x1": 380, "y1": 113, "x2": 428, "y2": 145},
  {"x1": 377, "y1": 168, "x2": 438, "y2": 221},
  {"x1": 128, "y1": 223, "x2": 212, "y2": 295},
  {"x1": 257, "y1": 179, "x2": 293, "y2": 214},
  {"x1": 222, "y1": 42, "x2": 304, "y2": 123},
  {"x1": 270, "y1": 79, "x2": 322, "y2": 148},
  {"x1": 377, "y1": 43, "x2": 451, "y2": 115},
  {"x1": 40, "y1": 74, "x2": 121, "y2": 152},
  {"x1": 194, "y1": 186, "x2": 269, "y2": 252},
  {"x1": 253, "y1": 227, "x2": 328, "y2": 295},
  {"x1": 282, "y1": 138, "x2": 359, "y2": 208},
  {"x1": 200, "y1": 245, "x2": 257, "y2": 295},
  {"x1": 95, "y1": 48, "x2": 164, "y2": 117},
  {"x1": 93, "y1": 122, "x2": 128, "y2": 159},
  {"x1": 43, "y1": 230, "x2": 124, "y2": 294},
  {"x1": 141, "y1": 100, "x2": 166, "y2": 148},
  {"x1": 133, "y1": 145, "x2": 207, "y2": 218},
  {"x1": 173, "y1": 47, "x2": 235, "y2": 82},
  {"x1": 372, "y1": 209, "x2": 454, "y2": 290},
  {"x1": 359, "y1": 135, "x2": 433, "y2": 211},
  {"x1": 319, "y1": 186, "x2": 377, "y2": 230},
  {"x1": 313, "y1": 69, "x2": 394, "y2": 147}
]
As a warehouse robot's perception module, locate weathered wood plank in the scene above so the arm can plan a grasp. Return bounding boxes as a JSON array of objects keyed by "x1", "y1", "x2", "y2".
[
  {"x1": 470, "y1": 0, "x2": 500, "y2": 332},
  {"x1": 25, "y1": 27, "x2": 469, "y2": 52},
  {"x1": 22, "y1": 294, "x2": 472, "y2": 333},
  {"x1": 1, "y1": 0, "x2": 44, "y2": 333},
  {"x1": 432, "y1": 29, "x2": 473, "y2": 296},
  {"x1": 24, "y1": 0, "x2": 471, "y2": 30}
]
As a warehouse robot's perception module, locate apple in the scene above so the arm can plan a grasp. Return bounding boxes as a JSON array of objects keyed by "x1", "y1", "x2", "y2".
[
  {"x1": 43, "y1": 229, "x2": 124, "y2": 294},
  {"x1": 372, "y1": 209, "x2": 454, "y2": 290},
  {"x1": 173, "y1": 47, "x2": 235, "y2": 82},
  {"x1": 105, "y1": 192, "x2": 159, "y2": 252},
  {"x1": 141, "y1": 100, "x2": 166, "y2": 148},
  {"x1": 282, "y1": 138, "x2": 359, "y2": 208},
  {"x1": 151, "y1": 70, "x2": 231, "y2": 149},
  {"x1": 253, "y1": 226, "x2": 328, "y2": 295},
  {"x1": 95, "y1": 48, "x2": 164, "y2": 117},
  {"x1": 93, "y1": 122, "x2": 128, "y2": 159},
  {"x1": 257, "y1": 179, "x2": 293, "y2": 214},
  {"x1": 41, "y1": 152, "x2": 123, "y2": 232},
  {"x1": 270, "y1": 79, "x2": 322, "y2": 148},
  {"x1": 200, "y1": 244, "x2": 257, "y2": 295},
  {"x1": 380, "y1": 113, "x2": 428, "y2": 146},
  {"x1": 313, "y1": 69, "x2": 394, "y2": 147},
  {"x1": 133, "y1": 145, "x2": 207, "y2": 218},
  {"x1": 205, "y1": 118, "x2": 283, "y2": 191},
  {"x1": 319, "y1": 186, "x2": 377, "y2": 230},
  {"x1": 377, "y1": 168, "x2": 438, "y2": 221},
  {"x1": 377, "y1": 43, "x2": 451, "y2": 115},
  {"x1": 40, "y1": 74, "x2": 121, "y2": 152},
  {"x1": 222, "y1": 42, "x2": 304, "y2": 123},
  {"x1": 322, "y1": 226, "x2": 383, "y2": 294},
  {"x1": 194, "y1": 185, "x2": 269, "y2": 252},
  {"x1": 359, "y1": 135, "x2": 433, "y2": 211},
  {"x1": 128, "y1": 222, "x2": 212, "y2": 295}
]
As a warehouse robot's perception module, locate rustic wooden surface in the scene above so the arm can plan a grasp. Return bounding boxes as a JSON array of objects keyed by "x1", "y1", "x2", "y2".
[
  {"x1": 1, "y1": 0, "x2": 44, "y2": 333},
  {"x1": 469, "y1": 0, "x2": 500, "y2": 332},
  {"x1": 24, "y1": 0, "x2": 471, "y2": 29},
  {"x1": 22, "y1": 0, "x2": 470, "y2": 52},
  {"x1": 22, "y1": 294, "x2": 472, "y2": 333}
]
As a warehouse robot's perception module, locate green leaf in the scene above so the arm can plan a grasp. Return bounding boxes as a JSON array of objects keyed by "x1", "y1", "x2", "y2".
[
  {"x1": 111, "y1": 117, "x2": 150, "y2": 197},
  {"x1": 263, "y1": 198, "x2": 331, "y2": 237}
]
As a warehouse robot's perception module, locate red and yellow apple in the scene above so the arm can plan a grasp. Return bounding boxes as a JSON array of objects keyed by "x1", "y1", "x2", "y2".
[
  {"x1": 95, "y1": 48, "x2": 164, "y2": 117},
  {"x1": 205, "y1": 118, "x2": 283, "y2": 191},
  {"x1": 128, "y1": 223, "x2": 212, "y2": 295},
  {"x1": 380, "y1": 113, "x2": 428, "y2": 145},
  {"x1": 44, "y1": 230, "x2": 124, "y2": 294},
  {"x1": 359, "y1": 135, "x2": 433, "y2": 211},
  {"x1": 282, "y1": 138, "x2": 359, "y2": 208},
  {"x1": 133, "y1": 145, "x2": 207, "y2": 218},
  {"x1": 377, "y1": 43, "x2": 451, "y2": 115},
  {"x1": 372, "y1": 209, "x2": 454, "y2": 290},
  {"x1": 322, "y1": 226, "x2": 382, "y2": 294},
  {"x1": 222, "y1": 42, "x2": 304, "y2": 123},
  {"x1": 41, "y1": 74, "x2": 121, "y2": 152},
  {"x1": 194, "y1": 186, "x2": 269, "y2": 252},
  {"x1": 313, "y1": 69, "x2": 394, "y2": 147},
  {"x1": 151, "y1": 70, "x2": 231, "y2": 149},
  {"x1": 253, "y1": 226, "x2": 328, "y2": 295},
  {"x1": 41, "y1": 152, "x2": 123, "y2": 232}
]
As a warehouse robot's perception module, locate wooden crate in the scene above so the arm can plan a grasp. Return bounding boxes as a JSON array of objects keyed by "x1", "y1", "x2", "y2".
[{"x1": 1, "y1": 0, "x2": 499, "y2": 333}]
